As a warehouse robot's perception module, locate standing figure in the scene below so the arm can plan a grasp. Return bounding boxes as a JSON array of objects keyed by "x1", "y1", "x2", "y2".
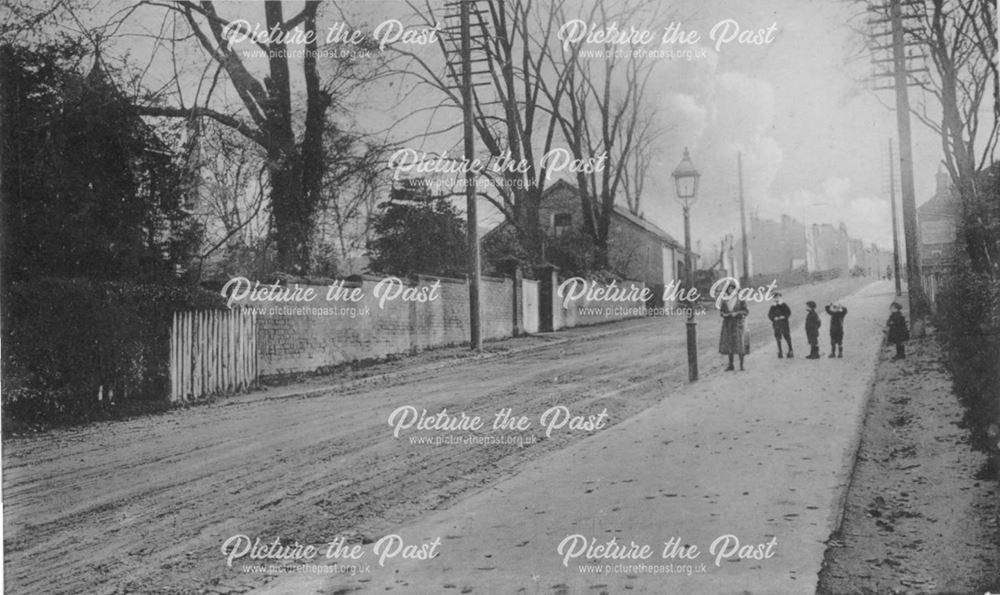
[
  {"x1": 768, "y1": 293, "x2": 793, "y2": 358},
  {"x1": 805, "y1": 301, "x2": 821, "y2": 359},
  {"x1": 825, "y1": 302, "x2": 848, "y2": 358},
  {"x1": 719, "y1": 296, "x2": 750, "y2": 371},
  {"x1": 886, "y1": 302, "x2": 909, "y2": 360}
]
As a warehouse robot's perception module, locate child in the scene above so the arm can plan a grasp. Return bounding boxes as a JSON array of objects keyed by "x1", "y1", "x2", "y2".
[
  {"x1": 825, "y1": 302, "x2": 848, "y2": 358},
  {"x1": 768, "y1": 293, "x2": 793, "y2": 358},
  {"x1": 886, "y1": 302, "x2": 909, "y2": 360},
  {"x1": 805, "y1": 301, "x2": 821, "y2": 359}
]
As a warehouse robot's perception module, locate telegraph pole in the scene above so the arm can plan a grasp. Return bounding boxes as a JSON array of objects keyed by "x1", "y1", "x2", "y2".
[
  {"x1": 459, "y1": 0, "x2": 482, "y2": 352},
  {"x1": 870, "y1": 0, "x2": 929, "y2": 333},
  {"x1": 888, "y1": 139, "x2": 902, "y2": 296},
  {"x1": 445, "y1": 0, "x2": 490, "y2": 352},
  {"x1": 889, "y1": 0, "x2": 926, "y2": 331},
  {"x1": 737, "y1": 151, "x2": 750, "y2": 286}
]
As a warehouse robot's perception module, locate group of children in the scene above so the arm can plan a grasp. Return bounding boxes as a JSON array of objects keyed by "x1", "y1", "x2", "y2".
[{"x1": 766, "y1": 294, "x2": 910, "y2": 361}]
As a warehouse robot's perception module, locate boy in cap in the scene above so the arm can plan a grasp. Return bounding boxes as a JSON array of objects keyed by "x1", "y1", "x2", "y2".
[
  {"x1": 805, "y1": 301, "x2": 821, "y2": 359},
  {"x1": 825, "y1": 302, "x2": 848, "y2": 358},
  {"x1": 767, "y1": 292, "x2": 793, "y2": 358}
]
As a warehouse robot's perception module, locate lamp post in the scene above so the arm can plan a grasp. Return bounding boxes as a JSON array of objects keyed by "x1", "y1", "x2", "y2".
[{"x1": 672, "y1": 148, "x2": 701, "y2": 382}]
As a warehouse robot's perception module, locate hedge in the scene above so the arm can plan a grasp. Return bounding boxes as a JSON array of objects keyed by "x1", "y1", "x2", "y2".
[
  {"x1": 2, "y1": 278, "x2": 225, "y2": 430},
  {"x1": 935, "y1": 266, "x2": 1000, "y2": 472}
]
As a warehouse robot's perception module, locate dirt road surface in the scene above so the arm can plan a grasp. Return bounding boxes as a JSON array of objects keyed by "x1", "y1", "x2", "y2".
[
  {"x1": 817, "y1": 330, "x2": 1000, "y2": 594},
  {"x1": 3, "y1": 278, "x2": 867, "y2": 595}
]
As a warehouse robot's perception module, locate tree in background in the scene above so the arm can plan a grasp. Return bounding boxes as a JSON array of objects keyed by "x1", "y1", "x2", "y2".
[
  {"x1": 132, "y1": 1, "x2": 388, "y2": 276},
  {"x1": 540, "y1": 0, "x2": 668, "y2": 269},
  {"x1": 393, "y1": 0, "x2": 671, "y2": 270},
  {"x1": 914, "y1": 0, "x2": 998, "y2": 276},
  {"x1": 367, "y1": 194, "x2": 469, "y2": 278},
  {"x1": 0, "y1": 40, "x2": 200, "y2": 282},
  {"x1": 861, "y1": 0, "x2": 999, "y2": 275}
]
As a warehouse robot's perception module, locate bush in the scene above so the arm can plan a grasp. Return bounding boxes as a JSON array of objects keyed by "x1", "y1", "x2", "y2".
[
  {"x1": 2, "y1": 278, "x2": 225, "y2": 431},
  {"x1": 935, "y1": 265, "x2": 1000, "y2": 463}
]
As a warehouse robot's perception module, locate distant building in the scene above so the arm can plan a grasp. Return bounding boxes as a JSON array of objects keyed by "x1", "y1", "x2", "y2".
[
  {"x1": 848, "y1": 237, "x2": 865, "y2": 272},
  {"x1": 536, "y1": 180, "x2": 696, "y2": 298},
  {"x1": 748, "y1": 214, "x2": 807, "y2": 275},
  {"x1": 918, "y1": 167, "x2": 960, "y2": 304},
  {"x1": 700, "y1": 234, "x2": 740, "y2": 279},
  {"x1": 848, "y1": 240, "x2": 892, "y2": 277},
  {"x1": 484, "y1": 179, "x2": 696, "y2": 303},
  {"x1": 806, "y1": 223, "x2": 851, "y2": 273}
]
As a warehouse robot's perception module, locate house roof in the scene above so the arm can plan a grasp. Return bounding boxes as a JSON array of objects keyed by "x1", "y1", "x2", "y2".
[
  {"x1": 611, "y1": 204, "x2": 684, "y2": 249},
  {"x1": 544, "y1": 179, "x2": 687, "y2": 251},
  {"x1": 918, "y1": 189, "x2": 957, "y2": 218},
  {"x1": 481, "y1": 179, "x2": 693, "y2": 256},
  {"x1": 918, "y1": 167, "x2": 958, "y2": 218}
]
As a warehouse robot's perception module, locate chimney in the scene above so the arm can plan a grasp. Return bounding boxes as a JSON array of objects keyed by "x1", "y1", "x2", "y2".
[{"x1": 936, "y1": 166, "x2": 950, "y2": 198}]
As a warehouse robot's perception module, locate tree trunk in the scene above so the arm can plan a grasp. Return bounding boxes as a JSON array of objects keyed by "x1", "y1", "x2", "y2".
[{"x1": 263, "y1": 0, "x2": 325, "y2": 274}]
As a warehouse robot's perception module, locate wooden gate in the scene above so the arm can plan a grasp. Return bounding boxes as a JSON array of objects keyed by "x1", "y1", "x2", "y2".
[
  {"x1": 170, "y1": 309, "x2": 257, "y2": 402},
  {"x1": 522, "y1": 279, "x2": 539, "y2": 334}
]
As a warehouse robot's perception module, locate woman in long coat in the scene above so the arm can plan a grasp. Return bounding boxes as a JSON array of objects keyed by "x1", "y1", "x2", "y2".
[{"x1": 719, "y1": 296, "x2": 750, "y2": 371}]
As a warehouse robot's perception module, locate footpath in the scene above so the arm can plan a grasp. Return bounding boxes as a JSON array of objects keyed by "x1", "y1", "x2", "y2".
[{"x1": 254, "y1": 281, "x2": 896, "y2": 595}]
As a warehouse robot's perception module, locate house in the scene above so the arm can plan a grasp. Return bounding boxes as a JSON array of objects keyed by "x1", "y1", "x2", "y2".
[
  {"x1": 748, "y1": 214, "x2": 807, "y2": 275},
  {"x1": 700, "y1": 234, "x2": 742, "y2": 279},
  {"x1": 918, "y1": 167, "x2": 960, "y2": 304},
  {"x1": 491, "y1": 179, "x2": 697, "y2": 304},
  {"x1": 806, "y1": 223, "x2": 851, "y2": 273},
  {"x1": 918, "y1": 167, "x2": 959, "y2": 270}
]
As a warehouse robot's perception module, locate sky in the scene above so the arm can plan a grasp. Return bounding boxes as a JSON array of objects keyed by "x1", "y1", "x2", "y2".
[
  {"x1": 50, "y1": 0, "x2": 972, "y2": 255},
  {"x1": 349, "y1": 0, "x2": 953, "y2": 253},
  {"x1": 605, "y1": 0, "x2": 950, "y2": 253}
]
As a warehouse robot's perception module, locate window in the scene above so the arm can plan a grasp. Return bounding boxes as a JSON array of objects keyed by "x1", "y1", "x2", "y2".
[{"x1": 553, "y1": 213, "x2": 572, "y2": 236}]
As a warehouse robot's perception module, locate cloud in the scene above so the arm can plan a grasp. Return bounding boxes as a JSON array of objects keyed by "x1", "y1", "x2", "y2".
[
  {"x1": 756, "y1": 178, "x2": 893, "y2": 250},
  {"x1": 658, "y1": 70, "x2": 783, "y2": 242},
  {"x1": 710, "y1": 72, "x2": 775, "y2": 144},
  {"x1": 821, "y1": 176, "x2": 850, "y2": 199}
]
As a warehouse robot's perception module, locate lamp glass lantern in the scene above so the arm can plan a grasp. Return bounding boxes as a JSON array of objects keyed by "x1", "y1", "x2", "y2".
[
  {"x1": 671, "y1": 147, "x2": 700, "y2": 382},
  {"x1": 672, "y1": 147, "x2": 701, "y2": 206}
]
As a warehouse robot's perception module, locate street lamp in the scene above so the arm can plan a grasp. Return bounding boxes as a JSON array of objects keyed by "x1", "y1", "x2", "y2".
[{"x1": 673, "y1": 148, "x2": 700, "y2": 382}]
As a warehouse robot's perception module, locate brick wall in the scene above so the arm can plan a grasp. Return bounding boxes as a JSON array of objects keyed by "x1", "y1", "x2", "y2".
[
  {"x1": 249, "y1": 274, "x2": 513, "y2": 378},
  {"x1": 230, "y1": 272, "x2": 646, "y2": 379},
  {"x1": 553, "y1": 277, "x2": 647, "y2": 330}
]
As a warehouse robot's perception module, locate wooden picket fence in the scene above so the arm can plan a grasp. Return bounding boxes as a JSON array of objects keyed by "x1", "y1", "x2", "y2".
[{"x1": 170, "y1": 309, "x2": 257, "y2": 402}]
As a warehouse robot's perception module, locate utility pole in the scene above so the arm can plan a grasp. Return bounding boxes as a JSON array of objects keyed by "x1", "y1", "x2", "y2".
[
  {"x1": 888, "y1": 139, "x2": 902, "y2": 296},
  {"x1": 737, "y1": 151, "x2": 750, "y2": 286},
  {"x1": 869, "y1": 0, "x2": 929, "y2": 334},
  {"x1": 889, "y1": 0, "x2": 926, "y2": 332},
  {"x1": 444, "y1": 0, "x2": 490, "y2": 352},
  {"x1": 460, "y1": 0, "x2": 482, "y2": 352}
]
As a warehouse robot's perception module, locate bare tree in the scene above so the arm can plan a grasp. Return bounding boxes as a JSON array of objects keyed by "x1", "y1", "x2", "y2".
[
  {"x1": 132, "y1": 1, "x2": 368, "y2": 275},
  {"x1": 317, "y1": 133, "x2": 394, "y2": 272},
  {"x1": 864, "y1": 0, "x2": 999, "y2": 273},
  {"x1": 196, "y1": 121, "x2": 268, "y2": 256},
  {"x1": 388, "y1": 0, "x2": 671, "y2": 267},
  {"x1": 913, "y1": 0, "x2": 999, "y2": 274},
  {"x1": 620, "y1": 101, "x2": 665, "y2": 216},
  {"x1": 539, "y1": 0, "x2": 670, "y2": 267},
  {"x1": 388, "y1": 0, "x2": 576, "y2": 262}
]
